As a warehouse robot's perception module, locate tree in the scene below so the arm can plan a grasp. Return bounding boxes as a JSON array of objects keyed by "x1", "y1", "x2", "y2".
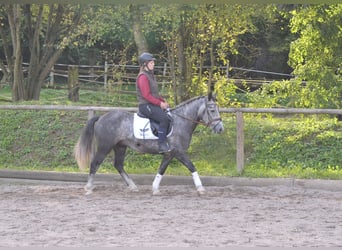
[
  {"x1": 80, "y1": 5, "x2": 136, "y2": 64},
  {"x1": 129, "y1": 5, "x2": 148, "y2": 55},
  {"x1": 142, "y1": 4, "x2": 256, "y2": 103},
  {"x1": 235, "y1": 4, "x2": 296, "y2": 76},
  {"x1": 7, "y1": 5, "x2": 24, "y2": 101},
  {"x1": 288, "y1": 4, "x2": 342, "y2": 108},
  {"x1": 0, "y1": 4, "x2": 83, "y2": 101}
]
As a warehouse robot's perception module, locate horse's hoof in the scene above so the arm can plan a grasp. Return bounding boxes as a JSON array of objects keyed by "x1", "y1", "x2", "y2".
[
  {"x1": 85, "y1": 189, "x2": 93, "y2": 195},
  {"x1": 152, "y1": 189, "x2": 161, "y2": 196},
  {"x1": 84, "y1": 183, "x2": 95, "y2": 195},
  {"x1": 197, "y1": 186, "x2": 206, "y2": 196},
  {"x1": 128, "y1": 185, "x2": 139, "y2": 192},
  {"x1": 84, "y1": 184, "x2": 94, "y2": 192}
]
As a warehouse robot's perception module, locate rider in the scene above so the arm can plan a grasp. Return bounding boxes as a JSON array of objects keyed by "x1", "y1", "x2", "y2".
[{"x1": 136, "y1": 52, "x2": 171, "y2": 153}]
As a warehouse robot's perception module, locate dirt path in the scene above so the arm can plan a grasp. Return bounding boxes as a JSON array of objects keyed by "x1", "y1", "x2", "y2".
[{"x1": 0, "y1": 178, "x2": 341, "y2": 247}]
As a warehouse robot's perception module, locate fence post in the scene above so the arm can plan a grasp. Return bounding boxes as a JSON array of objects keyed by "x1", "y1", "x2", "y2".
[
  {"x1": 104, "y1": 61, "x2": 108, "y2": 86},
  {"x1": 88, "y1": 110, "x2": 96, "y2": 120},
  {"x1": 163, "y1": 62, "x2": 167, "y2": 77},
  {"x1": 49, "y1": 66, "x2": 54, "y2": 86},
  {"x1": 236, "y1": 111, "x2": 244, "y2": 174},
  {"x1": 68, "y1": 65, "x2": 79, "y2": 102}
]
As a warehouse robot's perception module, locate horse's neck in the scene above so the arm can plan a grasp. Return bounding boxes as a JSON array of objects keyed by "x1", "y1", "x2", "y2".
[{"x1": 174, "y1": 97, "x2": 205, "y2": 120}]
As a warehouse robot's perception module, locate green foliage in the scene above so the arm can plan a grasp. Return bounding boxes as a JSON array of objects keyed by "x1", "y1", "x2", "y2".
[
  {"x1": 0, "y1": 109, "x2": 87, "y2": 171},
  {"x1": 0, "y1": 93, "x2": 238, "y2": 176},
  {"x1": 2, "y1": 4, "x2": 342, "y2": 179},
  {"x1": 215, "y1": 78, "x2": 241, "y2": 107},
  {"x1": 138, "y1": 4, "x2": 259, "y2": 100},
  {"x1": 82, "y1": 5, "x2": 132, "y2": 47},
  {"x1": 1, "y1": 85, "x2": 342, "y2": 179},
  {"x1": 237, "y1": 6, "x2": 342, "y2": 110},
  {"x1": 235, "y1": 4, "x2": 295, "y2": 72},
  {"x1": 244, "y1": 115, "x2": 342, "y2": 179},
  {"x1": 246, "y1": 80, "x2": 298, "y2": 108},
  {"x1": 288, "y1": 4, "x2": 342, "y2": 109}
]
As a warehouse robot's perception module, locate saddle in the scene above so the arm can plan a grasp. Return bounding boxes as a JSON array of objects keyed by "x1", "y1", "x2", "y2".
[{"x1": 133, "y1": 113, "x2": 173, "y2": 140}]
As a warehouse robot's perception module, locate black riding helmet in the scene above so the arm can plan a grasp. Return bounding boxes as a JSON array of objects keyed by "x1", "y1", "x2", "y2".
[{"x1": 138, "y1": 52, "x2": 156, "y2": 66}]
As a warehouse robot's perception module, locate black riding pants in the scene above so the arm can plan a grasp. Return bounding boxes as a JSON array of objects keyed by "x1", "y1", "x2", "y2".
[{"x1": 139, "y1": 104, "x2": 169, "y2": 142}]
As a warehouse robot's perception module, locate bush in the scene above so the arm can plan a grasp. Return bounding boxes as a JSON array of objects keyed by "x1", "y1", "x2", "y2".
[{"x1": 244, "y1": 115, "x2": 342, "y2": 179}]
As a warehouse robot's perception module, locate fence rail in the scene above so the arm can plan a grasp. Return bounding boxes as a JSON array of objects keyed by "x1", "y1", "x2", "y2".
[
  {"x1": 21, "y1": 61, "x2": 291, "y2": 89},
  {"x1": 1, "y1": 104, "x2": 342, "y2": 173}
]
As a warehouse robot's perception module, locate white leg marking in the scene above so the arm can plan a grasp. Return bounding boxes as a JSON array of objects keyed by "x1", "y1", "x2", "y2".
[
  {"x1": 152, "y1": 173, "x2": 163, "y2": 195},
  {"x1": 192, "y1": 171, "x2": 205, "y2": 195}
]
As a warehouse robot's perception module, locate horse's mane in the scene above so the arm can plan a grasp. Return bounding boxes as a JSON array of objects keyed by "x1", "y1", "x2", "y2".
[{"x1": 172, "y1": 96, "x2": 206, "y2": 111}]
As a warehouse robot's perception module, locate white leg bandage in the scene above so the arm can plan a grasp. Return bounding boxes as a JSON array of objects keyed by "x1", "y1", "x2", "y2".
[
  {"x1": 192, "y1": 171, "x2": 203, "y2": 188},
  {"x1": 152, "y1": 173, "x2": 163, "y2": 190}
]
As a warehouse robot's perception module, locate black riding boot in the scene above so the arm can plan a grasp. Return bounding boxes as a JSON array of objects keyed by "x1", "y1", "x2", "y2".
[{"x1": 158, "y1": 128, "x2": 171, "y2": 153}]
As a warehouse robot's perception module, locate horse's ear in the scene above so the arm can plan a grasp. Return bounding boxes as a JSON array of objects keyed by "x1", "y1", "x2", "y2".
[{"x1": 208, "y1": 92, "x2": 217, "y2": 101}]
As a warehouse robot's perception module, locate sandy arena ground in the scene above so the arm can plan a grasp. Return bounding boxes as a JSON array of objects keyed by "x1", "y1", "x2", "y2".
[{"x1": 0, "y1": 178, "x2": 341, "y2": 247}]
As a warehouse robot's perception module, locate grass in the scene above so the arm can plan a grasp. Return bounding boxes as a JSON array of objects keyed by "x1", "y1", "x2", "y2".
[
  {"x1": 1, "y1": 84, "x2": 342, "y2": 179},
  {"x1": 243, "y1": 114, "x2": 342, "y2": 179}
]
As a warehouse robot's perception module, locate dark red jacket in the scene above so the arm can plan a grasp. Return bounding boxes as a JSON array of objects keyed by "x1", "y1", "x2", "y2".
[{"x1": 136, "y1": 71, "x2": 164, "y2": 106}]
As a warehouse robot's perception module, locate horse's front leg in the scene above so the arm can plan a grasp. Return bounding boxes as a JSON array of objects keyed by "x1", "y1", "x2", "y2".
[
  {"x1": 175, "y1": 152, "x2": 205, "y2": 195},
  {"x1": 152, "y1": 154, "x2": 174, "y2": 195}
]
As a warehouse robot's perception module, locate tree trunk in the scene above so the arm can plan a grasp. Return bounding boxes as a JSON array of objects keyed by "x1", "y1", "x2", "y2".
[
  {"x1": 176, "y1": 20, "x2": 192, "y2": 102},
  {"x1": 8, "y1": 4, "x2": 25, "y2": 101},
  {"x1": 0, "y1": 21, "x2": 13, "y2": 85},
  {"x1": 208, "y1": 38, "x2": 215, "y2": 93},
  {"x1": 2, "y1": 4, "x2": 83, "y2": 101},
  {"x1": 176, "y1": 30, "x2": 186, "y2": 102},
  {"x1": 68, "y1": 65, "x2": 79, "y2": 102},
  {"x1": 25, "y1": 4, "x2": 82, "y2": 100},
  {"x1": 130, "y1": 5, "x2": 148, "y2": 54},
  {"x1": 167, "y1": 37, "x2": 178, "y2": 105},
  {"x1": 25, "y1": 4, "x2": 43, "y2": 100}
]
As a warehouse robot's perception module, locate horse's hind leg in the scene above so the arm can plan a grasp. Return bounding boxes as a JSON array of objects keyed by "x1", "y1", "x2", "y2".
[
  {"x1": 114, "y1": 146, "x2": 138, "y2": 191},
  {"x1": 85, "y1": 146, "x2": 111, "y2": 194}
]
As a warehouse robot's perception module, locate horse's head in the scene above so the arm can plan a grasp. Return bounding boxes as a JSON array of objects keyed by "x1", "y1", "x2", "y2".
[{"x1": 199, "y1": 93, "x2": 224, "y2": 133}]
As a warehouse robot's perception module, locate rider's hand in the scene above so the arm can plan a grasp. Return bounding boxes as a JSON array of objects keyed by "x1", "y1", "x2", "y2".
[{"x1": 160, "y1": 101, "x2": 169, "y2": 110}]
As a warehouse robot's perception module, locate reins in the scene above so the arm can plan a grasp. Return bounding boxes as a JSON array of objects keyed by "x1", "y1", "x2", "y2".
[
  {"x1": 173, "y1": 112, "x2": 210, "y2": 127},
  {"x1": 172, "y1": 106, "x2": 222, "y2": 128},
  {"x1": 170, "y1": 95, "x2": 222, "y2": 128}
]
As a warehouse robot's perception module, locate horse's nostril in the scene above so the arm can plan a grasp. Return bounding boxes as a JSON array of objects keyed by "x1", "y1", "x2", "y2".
[{"x1": 214, "y1": 127, "x2": 223, "y2": 134}]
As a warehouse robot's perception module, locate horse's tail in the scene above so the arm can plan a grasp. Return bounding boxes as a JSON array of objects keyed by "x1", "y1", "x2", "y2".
[{"x1": 74, "y1": 116, "x2": 100, "y2": 171}]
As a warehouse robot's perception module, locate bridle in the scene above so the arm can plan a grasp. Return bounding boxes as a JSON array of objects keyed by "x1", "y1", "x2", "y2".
[
  {"x1": 204, "y1": 102, "x2": 223, "y2": 129},
  {"x1": 173, "y1": 100, "x2": 222, "y2": 128}
]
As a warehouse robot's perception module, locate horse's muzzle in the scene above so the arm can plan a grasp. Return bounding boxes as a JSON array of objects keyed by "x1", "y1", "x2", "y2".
[{"x1": 212, "y1": 120, "x2": 224, "y2": 134}]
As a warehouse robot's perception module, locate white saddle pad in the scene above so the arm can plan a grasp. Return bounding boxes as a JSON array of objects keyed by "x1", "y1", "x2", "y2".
[
  {"x1": 133, "y1": 113, "x2": 159, "y2": 139},
  {"x1": 133, "y1": 113, "x2": 172, "y2": 140}
]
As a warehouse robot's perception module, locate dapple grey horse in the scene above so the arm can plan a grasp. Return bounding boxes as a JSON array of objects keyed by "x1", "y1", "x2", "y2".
[{"x1": 74, "y1": 94, "x2": 224, "y2": 195}]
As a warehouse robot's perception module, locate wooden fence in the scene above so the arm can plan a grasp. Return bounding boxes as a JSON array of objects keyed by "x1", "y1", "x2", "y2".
[
  {"x1": 1, "y1": 104, "x2": 342, "y2": 173},
  {"x1": 40, "y1": 62, "x2": 292, "y2": 90}
]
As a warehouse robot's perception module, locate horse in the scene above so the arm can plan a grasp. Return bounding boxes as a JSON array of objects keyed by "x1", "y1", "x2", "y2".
[{"x1": 74, "y1": 93, "x2": 224, "y2": 195}]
